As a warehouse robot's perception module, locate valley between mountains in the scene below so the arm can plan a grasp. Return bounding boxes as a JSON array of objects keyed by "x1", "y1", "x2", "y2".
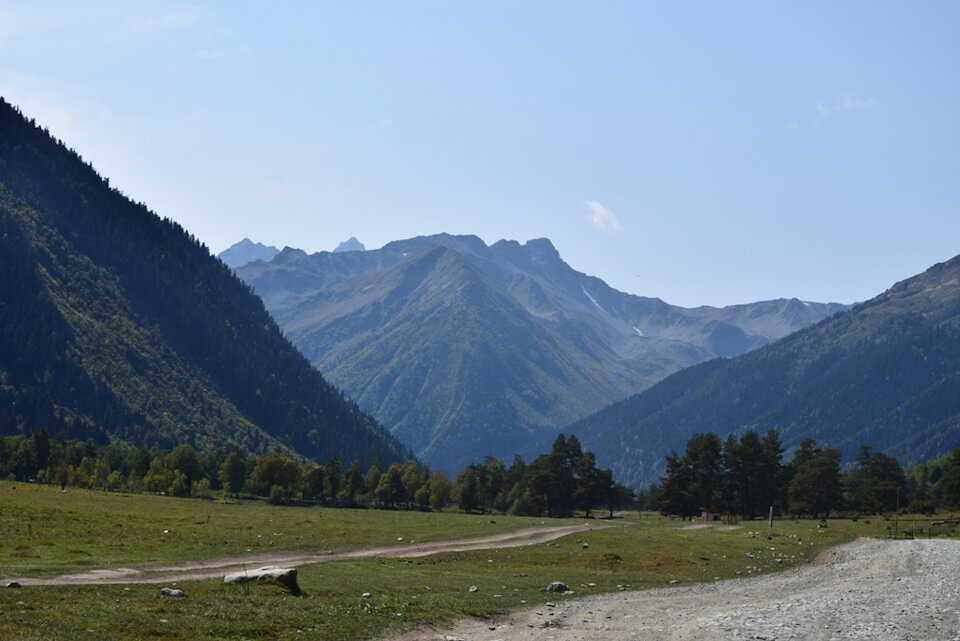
[
  {"x1": 227, "y1": 234, "x2": 960, "y2": 486},
  {"x1": 3, "y1": 94, "x2": 958, "y2": 495},
  {"x1": 229, "y1": 235, "x2": 846, "y2": 474}
]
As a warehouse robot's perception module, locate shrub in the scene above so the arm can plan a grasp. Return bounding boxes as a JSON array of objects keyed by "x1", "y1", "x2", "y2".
[
  {"x1": 192, "y1": 477, "x2": 212, "y2": 499},
  {"x1": 268, "y1": 484, "x2": 286, "y2": 505},
  {"x1": 168, "y1": 470, "x2": 190, "y2": 497}
]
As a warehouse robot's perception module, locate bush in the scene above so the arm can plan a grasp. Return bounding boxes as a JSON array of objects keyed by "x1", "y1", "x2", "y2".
[
  {"x1": 168, "y1": 470, "x2": 190, "y2": 497},
  {"x1": 268, "y1": 484, "x2": 286, "y2": 505},
  {"x1": 192, "y1": 478, "x2": 212, "y2": 499}
]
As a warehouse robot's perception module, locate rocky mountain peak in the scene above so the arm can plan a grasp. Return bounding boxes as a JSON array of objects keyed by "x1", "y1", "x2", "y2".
[{"x1": 334, "y1": 237, "x2": 366, "y2": 253}]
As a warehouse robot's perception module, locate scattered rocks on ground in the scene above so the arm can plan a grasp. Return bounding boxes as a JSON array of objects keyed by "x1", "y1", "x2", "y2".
[
  {"x1": 469, "y1": 585, "x2": 479, "y2": 592},
  {"x1": 6, "y1": 581, "x2": 21, "y2": 588},
  {"x1": 545, "y1": 581, "x2": 569, "y2": 592},
  {"x1": 160, "y1": 588, "x2": 185, "y2": 597},
  {"x1": 407, "y1": 539, "x2": 960, "y2": 641}
]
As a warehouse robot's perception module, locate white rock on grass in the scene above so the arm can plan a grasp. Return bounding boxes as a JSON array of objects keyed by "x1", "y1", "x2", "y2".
[{"x1": 223, "y1": 566, "x2": 300, "y2": 594}]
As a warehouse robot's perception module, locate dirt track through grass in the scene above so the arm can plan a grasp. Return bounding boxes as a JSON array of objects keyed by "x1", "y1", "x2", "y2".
[{"x1": 2, "y1": 523, "x2": 599, "y2": 586}]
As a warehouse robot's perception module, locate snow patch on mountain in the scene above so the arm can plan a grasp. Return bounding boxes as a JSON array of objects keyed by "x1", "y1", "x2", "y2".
[{"x1": 582, "y1": 287, "x2": 607, "y2": 315}]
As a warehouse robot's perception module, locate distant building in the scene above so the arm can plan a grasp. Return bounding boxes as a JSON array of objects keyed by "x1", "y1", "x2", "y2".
[{"x1": 700, "y1": 508, "x2": 721, "y2": 522}]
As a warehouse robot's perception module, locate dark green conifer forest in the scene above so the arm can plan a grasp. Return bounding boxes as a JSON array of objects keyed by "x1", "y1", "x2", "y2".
[{"x1": 655, "y1": 431, "x2": 960, "y2": 518}]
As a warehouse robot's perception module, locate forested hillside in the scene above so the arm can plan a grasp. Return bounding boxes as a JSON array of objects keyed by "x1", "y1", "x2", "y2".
[
  {"x1": 0, "y1": 98, "x2": 408, "y2": 467},
  {"x1": 569, "y1": 254, "x2": 960, "y2": 488}
]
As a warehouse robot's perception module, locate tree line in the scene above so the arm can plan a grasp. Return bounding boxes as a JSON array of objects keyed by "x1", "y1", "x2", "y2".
[
  {"x1": 655, "y1": 430, "x2": 960, "y2": 518},
  {"x1": 0, "y1": 430, "x2": 633, "y2": 517}
]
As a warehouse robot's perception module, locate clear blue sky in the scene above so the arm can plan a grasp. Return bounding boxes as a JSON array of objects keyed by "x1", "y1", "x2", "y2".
[{"x1": 1, "y1": 1, "x2": 957, "y2": 307}]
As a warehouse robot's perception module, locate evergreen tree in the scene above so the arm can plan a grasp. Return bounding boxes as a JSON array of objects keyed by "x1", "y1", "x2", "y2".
[
  {"x1": 340, "y1": 458, "x2": 364, "y2": 505},
  {"x1": 758, "y1": 430, "x2": 786, "y2": 513},
  {"x1": 301, "y1": 464, "x2": 325, "y2": 501},
  {"x1": 574, "y1": 451, "x2": 604, "y2": 517},
  {"x1": 937, "y1": 444, "x2": 960, "y2": 509},
  {"x1": 364, "y1": 459, "x2": 382, "y2": 504},
  {"x1": 481, "y1": 456, "x2": 507, "y2": 512},
  {"x1": 657, "y1": 450, "x2": 692, "y2": 516},
  {"x1": 453, "y1": 466, "x2": 479, "y2": 513},
  {"x1": 32, "y1": 428, "x2": 50, "y2": 470},
  {"x1": 427, "y1": 471, "x2": 453, "y2": 511},
  {"x1": 725, "y1": 430, "x2": 764, "y2": 518},
  {"x1": 787, "y1": 440, "x2": 842, "y2": 519},
  {"x1": 323, "y1": 453, "x2": 342, "y2": 500},
  {"x1": 845, "y1": 445, "x2": 906, "y2": 514},
  {"x1": 218, "y1": 447, "x2": 247, "y2": 498},
  {"x1": 685, "y1": 432, "x2": 723, "y2": 513},
  {"x1": 375, "y1": 463, "x2": 404, "y2": 508},
  {"x1": 400, "y1": 461, "x2": 427, "y2": 508}
]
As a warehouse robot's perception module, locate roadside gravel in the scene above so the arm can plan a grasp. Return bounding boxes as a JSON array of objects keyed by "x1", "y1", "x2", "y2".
[{"x1": 401, "y1": 538, "x2": 960, "y2": 641}]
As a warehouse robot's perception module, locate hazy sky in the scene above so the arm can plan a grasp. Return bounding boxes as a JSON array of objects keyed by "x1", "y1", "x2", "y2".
[{"x1": 1, "y1": 2, "x2": 957, "y2": 307}]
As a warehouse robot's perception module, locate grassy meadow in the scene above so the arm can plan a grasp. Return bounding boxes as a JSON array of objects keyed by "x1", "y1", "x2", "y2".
[
  {"x1": 0, "y1": 480, "x2": 947, "y2": 641},
  {"x1": 0, "y1": 481, "x2": 553, "y2": 577}
]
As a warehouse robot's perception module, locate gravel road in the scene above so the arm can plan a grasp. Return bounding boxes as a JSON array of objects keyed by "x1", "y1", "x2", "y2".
[{"x1": 399, "y1": 538, "x2": 960, "y2": 641}]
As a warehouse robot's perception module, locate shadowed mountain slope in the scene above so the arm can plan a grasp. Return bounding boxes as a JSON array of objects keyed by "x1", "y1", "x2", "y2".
[{"x1": 0, "y1": 98, "x2": 407, "y2": 467}]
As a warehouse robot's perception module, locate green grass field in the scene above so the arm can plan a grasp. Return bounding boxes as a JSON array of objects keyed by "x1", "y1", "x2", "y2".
[
  {"x1": 0, "y1": 481, "x2": 557, "y2": 577},
  {"x1": 0, "y1": 481, "x2": 947, "y2": 641}
]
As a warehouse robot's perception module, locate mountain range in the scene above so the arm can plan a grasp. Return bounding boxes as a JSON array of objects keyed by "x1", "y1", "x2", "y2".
[
  {"x1": 219, "y1": 238, "x2": 280, "y2": 269},
  {"x1": 568, "y1": 253, "x2": 960, "y2": 487},
  {"x1": 230, "y1": 234, "x2": 846, "y2": 471},
  {"x1": 7, "y1": 94, "x2": 952, "y2": 490},
  {"x1": 219, "y1": 237, "x2": 366, "y2": 271},
  {"x1": 0, "y1": 98, "x2": 408, "y2": 467}
]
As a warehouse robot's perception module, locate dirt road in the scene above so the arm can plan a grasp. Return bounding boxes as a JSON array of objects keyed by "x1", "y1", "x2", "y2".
[
  {"x1": 396, "y1": 538, "x2": 960, "y2": 641},
  {"x1": 2, "y1": 523, "x2": 598, "y2": 587}
]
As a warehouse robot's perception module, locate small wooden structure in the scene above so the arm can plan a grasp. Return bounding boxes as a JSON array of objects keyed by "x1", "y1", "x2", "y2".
[{"x1": 700, "y1": 508, "x2": 721, "y2": 522}]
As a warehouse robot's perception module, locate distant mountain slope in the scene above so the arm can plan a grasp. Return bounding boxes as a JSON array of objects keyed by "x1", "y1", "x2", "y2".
[
  {"x1": 218, "y1": 238, "x2": 280, "y2": 269},
  {"x1": 0, "y1": 98, "x2": 408, "y2": 467},
  {"x1": 276, "y1": 245, "x2": 644, "y2": 466},
  {"x1": 567, "y1": 254, "x2": 960, "y2": 488},
  {"x1": 237, "y1": 232, "x2": 845, "y2": 471}
]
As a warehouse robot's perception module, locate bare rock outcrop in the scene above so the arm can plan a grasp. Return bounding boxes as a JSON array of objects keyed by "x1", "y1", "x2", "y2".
[{"x1": 223, "y1": 566, "x2": 301, "y2": 595}]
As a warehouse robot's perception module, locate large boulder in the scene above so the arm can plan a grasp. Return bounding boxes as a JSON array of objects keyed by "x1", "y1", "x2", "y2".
[{"x1": 223, "y1": 566, "x2": 301, "y2": 595}]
